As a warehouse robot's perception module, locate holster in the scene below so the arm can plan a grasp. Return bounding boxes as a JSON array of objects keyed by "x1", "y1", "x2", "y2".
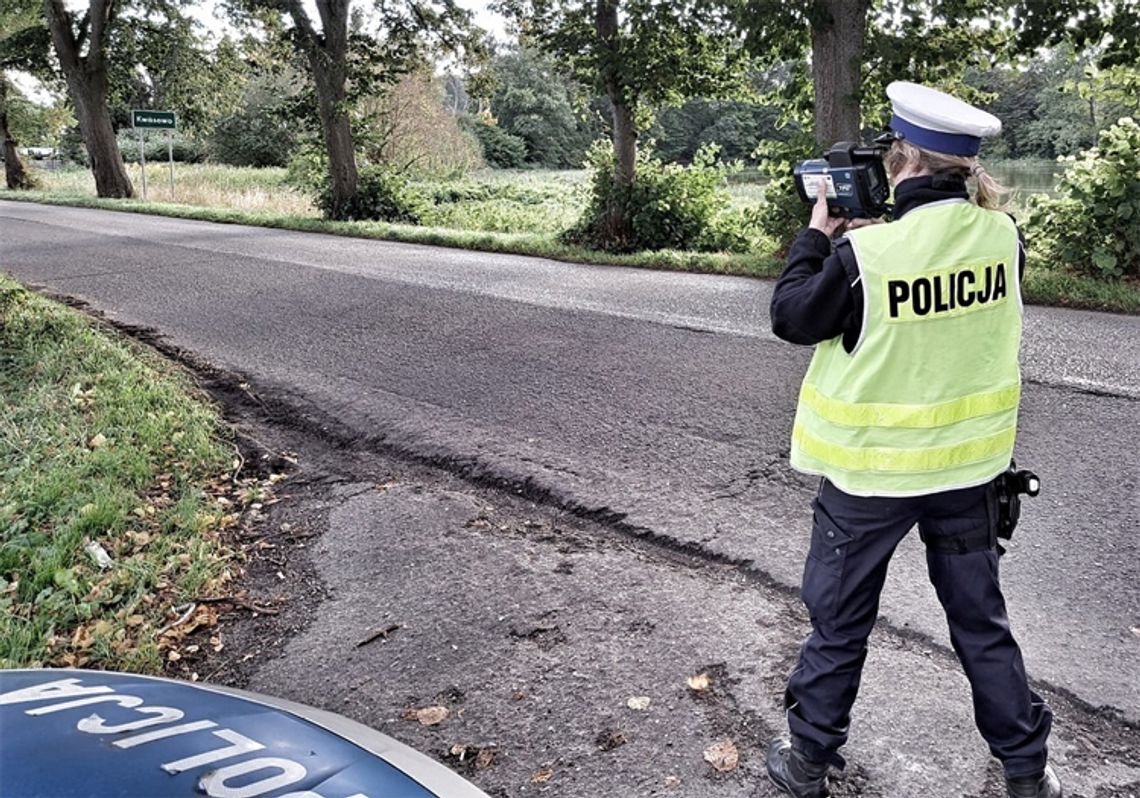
[
  {"x1": 920, "y1": 462, "x2": 1040, "y2": 557},
  {"x1": 993, "y1": 461, "x2": 1041, "y2": 555}
]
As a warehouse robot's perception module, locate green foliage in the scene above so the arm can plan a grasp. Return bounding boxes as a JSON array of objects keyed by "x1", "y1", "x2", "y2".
[
  {"x1": 107, "y1": 20, "x2": 245, "y2": 137},
  {"x1": 485, "y1": 48, "x2": 596, "y2": 168},
  {"x1": 209, "y1": 70, "x2": 303, "y2": 168},
  {"x1": 460, "y1": 116, "x2": 527, "y2": 168},
  {"x1": 284, "y1": 145, "x2": 328, "y2": 194},
  {"x1": 116, "y1": 131, "x2": 208, "y2": 164},
  {"x1": 317, "y1": 165, "x2": 427, "y2": 223},
  {"x1": 652, "y1": 98, "x2": 785, "y2": 165},
  {"x1": 1026, "y1": 118, "x2": 1140, "y2": 279},
  {"x1": 750, "y1": 134, "x2": 814, "y2": 254},
  {"x1": 417, "y1": 173, "x2": 585, "y2": 234},
  {"x1": 2, "y1": 83, "x2": 71, "y2": 149},
  {"x1": 567, "y1": 141, "x2": 751, "y2": 253},
  {"x1": 355, "y1": 69, "x2": 482, "y2": 179}
]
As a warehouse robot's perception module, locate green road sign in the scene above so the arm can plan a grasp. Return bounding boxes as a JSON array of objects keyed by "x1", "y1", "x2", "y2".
[{"x1": 131, "y1": 110, "x2": 176, "y2": 129}]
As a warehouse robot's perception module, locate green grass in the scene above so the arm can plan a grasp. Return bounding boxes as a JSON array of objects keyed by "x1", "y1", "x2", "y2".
[
  {"x1": 0, "y1": 189, "x2": 785, "y2": 277},
  {"x1": 0, "y1": 279, "x2": 236, "y2": 671}
]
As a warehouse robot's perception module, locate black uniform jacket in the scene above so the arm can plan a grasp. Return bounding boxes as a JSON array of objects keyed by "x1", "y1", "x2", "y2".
[{"x1": 770, "y1": 174, "x2": 1026, "y2": 353}]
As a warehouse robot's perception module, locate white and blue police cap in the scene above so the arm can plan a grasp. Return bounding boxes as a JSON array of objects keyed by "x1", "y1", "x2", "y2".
[{"x1": 885, "y1": 81, "x2": 1001, "y2": 157}]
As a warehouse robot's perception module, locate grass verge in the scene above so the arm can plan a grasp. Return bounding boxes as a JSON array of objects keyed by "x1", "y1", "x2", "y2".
[
  {"x1": 0, "y1": 190, "x2": 784, "y2": 278},
  {"x1": 0, "y1": 278, "x2": 239, "y2": 672},
  {"x1": 2, "y1": 190, "x2": 1137, "y2": 313}
]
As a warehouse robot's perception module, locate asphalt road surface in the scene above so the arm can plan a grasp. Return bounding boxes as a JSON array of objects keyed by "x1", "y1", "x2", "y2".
[{"x1": 3, "y1": 201, "x2": 1138, "y2": 796}]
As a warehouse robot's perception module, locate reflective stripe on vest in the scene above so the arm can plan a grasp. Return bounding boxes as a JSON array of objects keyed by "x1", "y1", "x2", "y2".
[{"x1": 788, "y1": 200, "x2": 1023, "y2": 497}]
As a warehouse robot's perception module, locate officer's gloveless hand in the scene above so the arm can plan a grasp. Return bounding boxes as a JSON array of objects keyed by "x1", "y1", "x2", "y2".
[{"x1": 808, "y1": 180, "x2": 849, "y2": 238}]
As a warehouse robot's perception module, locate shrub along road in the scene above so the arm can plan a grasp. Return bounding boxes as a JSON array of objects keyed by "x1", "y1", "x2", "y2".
[{"x1": 3, "y1": 200, "x2": 1138, "y2": 796}]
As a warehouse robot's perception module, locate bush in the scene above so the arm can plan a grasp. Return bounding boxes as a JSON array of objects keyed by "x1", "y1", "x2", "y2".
[
  {"x1": 357, "y1": 70, "x2": 482, "y2": 179},
  {"x1": 283, "y1": 145, "x2": 328, "y2": 194},
  {"x1": 209, "y1": 111, "x2": 296, "y2": 168},
  {"x1": 317, "y1": 165, "x2": 427, "y2": 223},
  {"x1": 116, "y1": 132, "x2": 208, "y2": 164},
  {"x1": 566, "y1": 141, "x2": 748, "y2": 253},
  {"x1": 1025, "y1": 117, "x2": 1140, "y2": 279},
  {"x1": 460, "y1": 116, "x2": 527, "y2": 168},
  {"x1": 750, "y1": 137, "x2": 814, "y2": 256},
  {"x1": 417, "y1": 177, "x2": 583, "y2": 234}
]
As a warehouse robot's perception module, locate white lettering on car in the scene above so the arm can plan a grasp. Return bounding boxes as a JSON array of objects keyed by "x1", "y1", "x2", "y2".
[
  {"x1": 78, "y1": 706, "x2": 185, "y2": 734},
  {"x1": 199, "y1": 757, "x2": 307, "y2": 798},
  {"x1": 162, "y1": 728, "x2": 265, "y2": 774},
  {"x1": 114, "y1": 719, "x2": 218, "y2": 748},
  {"x1": 26, "y1": 694, "x2": 143, "y2": 715},
  {"x1": 7, "y1": 676, "x2": 376, "y2": 798},
  {"x1": 0, "y1": 678, "x2": 113, "y2": 705}
]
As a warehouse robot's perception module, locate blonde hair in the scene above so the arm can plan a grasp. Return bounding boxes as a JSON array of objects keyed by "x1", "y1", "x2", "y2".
[{"x1": 883, "y1": 139, "x2": 1008, "y2": 209}]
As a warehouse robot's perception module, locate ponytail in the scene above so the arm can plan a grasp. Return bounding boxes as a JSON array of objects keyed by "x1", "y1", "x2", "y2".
[{"x1": 969, "y1": 163, "x2": 1007, "y2": 210}]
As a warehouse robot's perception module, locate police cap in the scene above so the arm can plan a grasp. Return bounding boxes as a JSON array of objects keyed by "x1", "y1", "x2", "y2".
[{"x1": 886, "y1": 82, "x2": 1001, "y2": 156}]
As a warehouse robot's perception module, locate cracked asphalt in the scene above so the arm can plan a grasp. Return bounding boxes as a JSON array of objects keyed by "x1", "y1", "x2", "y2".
[{"x1": 2, "y1": 200, "x2": 1138, "y2": 796}]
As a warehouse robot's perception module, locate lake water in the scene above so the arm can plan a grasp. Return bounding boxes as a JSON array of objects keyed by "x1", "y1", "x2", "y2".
[{"x1": 988, "y1": 159, "x2": 1062, "y2": 197}]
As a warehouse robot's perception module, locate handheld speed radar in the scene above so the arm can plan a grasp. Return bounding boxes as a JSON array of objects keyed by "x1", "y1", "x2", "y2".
[{"x1": 794, "y1": 141, "x2": 891, "y2": 219}]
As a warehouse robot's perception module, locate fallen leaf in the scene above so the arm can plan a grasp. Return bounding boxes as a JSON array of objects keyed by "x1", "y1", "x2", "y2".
[
  {"x1": 532, "y1": 768, "x2": 554, "y2": 784},
  {"x1": 627, "y1": 696, "x2": 651, "y2": 711},
  {"x1": 703, "y1": 739, "x2": 739, "y2": 773},
  {"x1": 687, "y1": 673, "x2": 711, "y2": 691},
  {"x1": 597, "y1": 730, "x2": 627, "y2": 751},
  {"x1": 401, "y1": 706, "x2": 449, "y2": 726},
  {"x1": 475, "y1": 749, "x2": 496, "y2": 769},
  {"x1": 87, "y1": 433, "x2": 107, "y2": 449}
]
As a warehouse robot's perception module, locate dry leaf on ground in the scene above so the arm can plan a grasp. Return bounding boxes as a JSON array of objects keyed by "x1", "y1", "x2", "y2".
[
  {"x1": 687, "y1": 673, "x2": 711, "y2": 691},
  {"x1": 627, "y1": 695, "x2": 651, "y2": 711},
  {"x1": 532, "y1": 768, "x2": 554, "y2": 783},
  {"x1": 401, "y1": 705, "x2": 449, "y2": 726},
  {"x1": 703, "y1": 739, "x2": 739, "y2": 773}
]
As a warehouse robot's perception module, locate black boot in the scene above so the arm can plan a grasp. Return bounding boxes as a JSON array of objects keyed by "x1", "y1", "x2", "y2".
[
  {"x1": 766, "y1": 738, "x2": 830, "y2": 798},
  {"x1": 1006, "y1": 764, "x2": 1063, "y2": 798}
]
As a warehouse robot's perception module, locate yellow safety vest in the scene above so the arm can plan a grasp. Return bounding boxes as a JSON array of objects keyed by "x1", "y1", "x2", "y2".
[{"x1": 789, "y1": 199, "x2": 1023, "y2": 497}]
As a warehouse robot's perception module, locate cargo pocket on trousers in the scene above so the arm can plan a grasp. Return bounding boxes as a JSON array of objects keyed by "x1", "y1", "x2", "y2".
[{"x1": 800, "y1": 498, "x2": 854, "y2": 623}]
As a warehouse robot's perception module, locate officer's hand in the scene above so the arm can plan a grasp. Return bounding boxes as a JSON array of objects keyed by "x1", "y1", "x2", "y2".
[
  {"x1": 808, "y1": 181, "x2": 848, "y2": 238},
  {"x1": 847, "y1": 217, "x2": 886, "y2": 229}
]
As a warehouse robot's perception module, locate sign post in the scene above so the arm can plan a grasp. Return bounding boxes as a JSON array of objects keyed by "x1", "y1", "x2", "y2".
[{"x1": 131, "y1": 110, "x2": 177, "y2": 201}]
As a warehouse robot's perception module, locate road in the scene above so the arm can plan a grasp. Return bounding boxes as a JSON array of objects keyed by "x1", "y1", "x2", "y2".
[{"x1": 3, "y1": 200, "x2": 1138, "y2": 796}]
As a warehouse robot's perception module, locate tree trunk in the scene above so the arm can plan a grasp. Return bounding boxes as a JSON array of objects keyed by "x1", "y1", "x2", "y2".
[
  {"x1": 1, "y1": 79, "x2": 34, "y2": 190},
  {"x1": 69, "y1": 73, "x2": 134, "y2": 198},
  {"x1": 596, "y1": 0, "x2": 634, "y2": 245},
  {"x1": 597, "y1": 0, "x2": 634, "y2": 186},
  {"x1": 611, "y1": 101, "x2": 636, "y2": 187},
  {"x1": 811, "y1": 0, "x2": 869, "y2": 148},
  {"x1": 294, "y1": 0, "x2": 358, "y2": 218},
  {"x1": 310, "y1": 57, "x2": 359, "y2": 217},
  {"x1": 43, "y1": 0, "x2": 134, "y2": 198}
]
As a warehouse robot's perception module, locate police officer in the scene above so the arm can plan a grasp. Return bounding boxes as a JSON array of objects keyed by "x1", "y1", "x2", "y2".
[{"x1": 764, "y1": 82, "x2": 1060, "y2": 798}]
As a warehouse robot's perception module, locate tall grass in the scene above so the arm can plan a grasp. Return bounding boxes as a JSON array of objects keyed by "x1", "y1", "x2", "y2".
[{"x1": 36, "y1": 163, "x2": 318, "y2": 216}]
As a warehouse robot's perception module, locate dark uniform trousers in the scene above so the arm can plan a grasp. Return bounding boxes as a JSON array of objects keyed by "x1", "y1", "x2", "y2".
[{"x1": 785, "y1": 477, "x2": 1053, "y2": 778}]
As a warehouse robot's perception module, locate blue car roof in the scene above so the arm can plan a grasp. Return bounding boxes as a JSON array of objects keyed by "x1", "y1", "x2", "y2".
[{"x1": 0, "y1": 669, "x2": 488, "y2": 798}]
